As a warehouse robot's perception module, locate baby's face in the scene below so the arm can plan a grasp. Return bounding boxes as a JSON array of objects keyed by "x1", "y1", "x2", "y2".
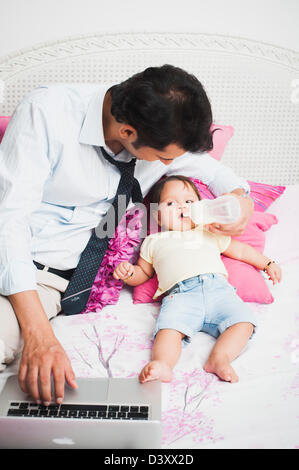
[{"x1": 156, "y1": 180, "x2": 199, "y2": 231}]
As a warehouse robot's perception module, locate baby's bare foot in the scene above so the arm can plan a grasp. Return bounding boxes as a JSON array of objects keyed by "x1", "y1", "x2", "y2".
[
  {"x1": 139, "y1": 360, "x2": 173, "y2": 383},
  {"x1": 204, "y1": 355, "x2": 239, "y2": 383}
]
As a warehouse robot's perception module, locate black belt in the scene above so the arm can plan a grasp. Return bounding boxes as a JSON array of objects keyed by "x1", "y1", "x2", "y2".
[{"x1": 33, "y1": 261, "x2": 75, "y2": 281}]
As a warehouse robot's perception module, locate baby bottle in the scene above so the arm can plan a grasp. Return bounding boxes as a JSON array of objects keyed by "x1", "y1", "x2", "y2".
[{"x1": 190, "y1": 195, "x2": 241, "y2": 225}]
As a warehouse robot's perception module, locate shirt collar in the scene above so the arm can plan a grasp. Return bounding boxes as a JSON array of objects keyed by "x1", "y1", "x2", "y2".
[{"x1": 79, "y1": 84, "x2": 113, "y2": 147}]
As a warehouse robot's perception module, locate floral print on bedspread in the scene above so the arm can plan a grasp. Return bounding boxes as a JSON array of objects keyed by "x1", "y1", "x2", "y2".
[
  {"x1": 52, "y1": 310, "x2": 223, "y2": 447},
  {"x1": 55, "y1": 314, "x2": 154, "y2": 378},
  {"x1": 162, "y1": 370, "x2": 223, "y2": 446}
]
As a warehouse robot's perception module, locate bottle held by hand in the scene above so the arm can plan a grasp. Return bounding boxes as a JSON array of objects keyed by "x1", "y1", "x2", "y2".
[{"x1": 190, "y1": 195, "x2": 241, "y2": 225}]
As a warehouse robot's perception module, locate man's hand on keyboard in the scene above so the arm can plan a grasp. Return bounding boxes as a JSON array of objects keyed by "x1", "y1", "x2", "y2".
[{"x1": 18, "y1": 330, "x2": 78, "y2": 406}]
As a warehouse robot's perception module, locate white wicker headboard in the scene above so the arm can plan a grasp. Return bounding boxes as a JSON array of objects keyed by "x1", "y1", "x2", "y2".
[{"x1": 0, "y1": 32, "x2": 298, "y2": 184}]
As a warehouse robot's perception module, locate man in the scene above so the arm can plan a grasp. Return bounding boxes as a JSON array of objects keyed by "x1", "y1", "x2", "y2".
[{"x1": 0, "y1": 65, "x2": 253, "y2": 406}]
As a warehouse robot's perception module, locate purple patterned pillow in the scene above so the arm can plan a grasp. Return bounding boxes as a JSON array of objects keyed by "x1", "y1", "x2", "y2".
[{"x1": 83, "y1": 206, "x2": 144, "y2": 313}]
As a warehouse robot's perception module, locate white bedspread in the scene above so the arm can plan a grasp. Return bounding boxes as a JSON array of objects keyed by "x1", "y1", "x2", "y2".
[{"x1": 1, "y1": 186, "x2": 299, "y2": 449}]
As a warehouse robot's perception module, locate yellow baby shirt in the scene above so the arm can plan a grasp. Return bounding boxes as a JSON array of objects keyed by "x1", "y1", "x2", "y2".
[{"x1": 140, "y1": 227, "x2": 231, "y2": 298}]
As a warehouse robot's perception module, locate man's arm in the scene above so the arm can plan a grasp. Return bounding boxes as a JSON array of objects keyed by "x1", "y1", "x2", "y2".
[
  {"x1": 0, "y1": 96, "x2": 76, "y2": 404},
  {"x1": 8, "y1": 291, "x2": 77, "y2": 405},
  {"x1": 0, "y1": 99, "x2": 50, "y2": 296}
]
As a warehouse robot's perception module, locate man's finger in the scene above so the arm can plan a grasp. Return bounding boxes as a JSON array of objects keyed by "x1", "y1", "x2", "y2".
[
  {"x1": 39, "y1": 364, "x2": 52, "y2": 405},
  {"x1": 27, "y1": 366, "x2": 40, "y2": 403},
  {"x1": 18, "y1": 363, "x2": 28, "y2": 394},
  {"x1": 52, "y1": 366, "x2": 66, "y2": 404},
  {"x1": 205, "y1": 224, "x2": 218, "y2": 232},
  {"x1": 207, "y1": 224, "x2": 225, "y2": 234},
  {"x1": 65, "y1": 363, "x2": 78, "y2": 390}
]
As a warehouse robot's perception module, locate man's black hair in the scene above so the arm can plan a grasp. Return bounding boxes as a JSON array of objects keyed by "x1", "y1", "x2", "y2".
[{"x1": 109, "y1": 64, "x2": 214, "y2": 153}]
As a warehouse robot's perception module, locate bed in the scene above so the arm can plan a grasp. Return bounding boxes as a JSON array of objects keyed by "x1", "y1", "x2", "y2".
[{"x1": 0, "y1": 32, "x2": 298, "y2": 449}]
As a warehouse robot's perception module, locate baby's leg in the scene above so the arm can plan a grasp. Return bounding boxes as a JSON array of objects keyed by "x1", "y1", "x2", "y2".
[
  {"x1": 139, "y1": 329, "x2": 185, "y2": 383},
  {"x1": 204, "y1": 322, "x2": 254, "y2": 383}
]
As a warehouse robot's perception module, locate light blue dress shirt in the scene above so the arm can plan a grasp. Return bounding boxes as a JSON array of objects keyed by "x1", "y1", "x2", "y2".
[{"x1": 0, "y1": 83, "x2": 249, "y2": 295}]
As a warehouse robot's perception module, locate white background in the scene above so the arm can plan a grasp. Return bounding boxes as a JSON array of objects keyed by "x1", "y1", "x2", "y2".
[{"x1": 0, "y1": 0, "x2": 298, "y2": 59}]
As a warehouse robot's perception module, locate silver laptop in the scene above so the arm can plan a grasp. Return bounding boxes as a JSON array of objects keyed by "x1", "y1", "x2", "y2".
[{"x1": 0, "y1": 375, "x2": 162, "y2": 449}]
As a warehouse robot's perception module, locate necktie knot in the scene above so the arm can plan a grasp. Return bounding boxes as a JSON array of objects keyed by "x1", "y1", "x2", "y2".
[
  {"x1": 98, "y1": 146, "x2": 142, "y2": 203},
  {"x1": 99, "y1": 146, "x2": 136, "y2": 172}
]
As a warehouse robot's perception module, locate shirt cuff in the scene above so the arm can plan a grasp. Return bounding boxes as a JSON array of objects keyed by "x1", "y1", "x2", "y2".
[
  {"x1": 235, "y1": 179, "x2": 250, "y2": 195},
  {"x1": 208, "y1": 176, "x2": 250, "y2": 197},
  {"x1": 0, "y1": 260, "x2": 37, "y2": 296}
]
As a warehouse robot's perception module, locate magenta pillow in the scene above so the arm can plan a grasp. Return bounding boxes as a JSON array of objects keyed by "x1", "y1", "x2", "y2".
[
  {"x1": 0, "y1": 116, "x2": 10, "y2": 143},
  {"x1": 133, "y1": 274, "x2": 162, "y2": 304},
  {"x1": 221, "y1": 211, "x2": 277, "y2": 303},
  {"x1": 133, "y1": 210, "x2": 278, "y2": 305},
  {"x1": 191, "y1": 179, "x2": 286, "y2": 212}
]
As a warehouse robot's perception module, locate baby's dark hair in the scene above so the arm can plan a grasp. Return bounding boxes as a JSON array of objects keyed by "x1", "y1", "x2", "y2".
[{"x1": 148, "y1": 175, "x2": 201, "y2": 205}]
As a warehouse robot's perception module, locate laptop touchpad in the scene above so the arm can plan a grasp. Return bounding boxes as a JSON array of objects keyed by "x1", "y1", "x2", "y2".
[{"x1": 63, "y1": 378, "x2": 109, "y2": 402}]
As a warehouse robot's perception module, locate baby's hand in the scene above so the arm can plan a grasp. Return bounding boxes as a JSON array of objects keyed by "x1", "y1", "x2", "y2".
[
  {"x1": 113, "y1": 261, "x2": 134, "y2": 281},
  {"x1": 265, "y1": 262, "x2": 282, "y2": 285}
]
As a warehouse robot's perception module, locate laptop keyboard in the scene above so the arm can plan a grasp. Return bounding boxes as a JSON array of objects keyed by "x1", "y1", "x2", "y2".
[{"x1": 7, "y1": 402, "x2": 149, "y2": 420}]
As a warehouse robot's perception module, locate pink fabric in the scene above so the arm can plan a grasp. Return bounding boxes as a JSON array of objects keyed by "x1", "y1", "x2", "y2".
[
  {"x1": 133, "y1": 210, "x2": 278, "y2": 305},
  {"x1": 208, "y1": 124, "x2": 234, "y2": 160},
  {"x1": 83, "y1": 207, "x2": 144, "y2": 313},
  {"x1": 0, "y1": 116, "x2": 10, "y2": 143},
  {"x1": 221, "y1": 211, "x2": 277, "y2": 303},
  {"x1": 133, "y1": 274, "x2": 162, "y2": 304}
]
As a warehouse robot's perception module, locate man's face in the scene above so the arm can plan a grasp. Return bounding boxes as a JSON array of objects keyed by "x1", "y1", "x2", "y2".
[{"x1": 122, "y1": 140, "x2": 186, "y2": 166}]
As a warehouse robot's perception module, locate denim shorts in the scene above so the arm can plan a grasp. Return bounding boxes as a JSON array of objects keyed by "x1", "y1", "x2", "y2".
[{"x1": 154, "y1": 274, "x2": 257, "y2": 344}]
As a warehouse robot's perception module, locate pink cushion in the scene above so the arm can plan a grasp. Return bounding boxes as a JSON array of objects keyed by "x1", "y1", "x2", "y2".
[
  {"x1": 0, "y1": 116, "x2": 10, "y2": 143},
  {"x1": 191, "y1": 179, "x2": 286, "y2": 212},
  {"x1": 133, "y1": 210, "x2": 278, "y2": 305},
  {"x1": 133, "y1": 275, "x2": 162, "y2": 304},
  {"x1": 208, "y1": 124, "x2": 234, "y2": 160},
  {"x1": 221, "y1": 211, "x2": 277, "y2": 303}
]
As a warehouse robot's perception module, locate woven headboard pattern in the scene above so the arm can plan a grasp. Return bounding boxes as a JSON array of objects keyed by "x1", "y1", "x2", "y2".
[{"x1": 0, "y1": 32, "x2": 298, "y2": 184}]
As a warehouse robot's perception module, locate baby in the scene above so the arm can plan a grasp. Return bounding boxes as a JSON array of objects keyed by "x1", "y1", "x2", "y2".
[{"x1": 113, "y1": 175, "x2": 282, "y2": 384}]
